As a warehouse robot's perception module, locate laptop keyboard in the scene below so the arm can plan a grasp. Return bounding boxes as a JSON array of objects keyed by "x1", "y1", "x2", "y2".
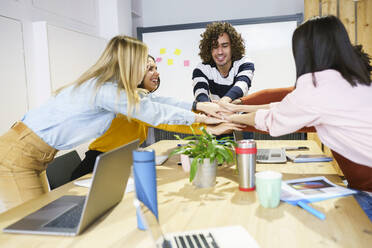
[
  {"x1": 172, "y1": 233, "x2": 219, "y2": 248},
  {"x1": 44, "y1": 202, "x2": 84, "y2": 229},
  {"x1": 256, "y1": 149, "x2": 270, "y2": 161}
]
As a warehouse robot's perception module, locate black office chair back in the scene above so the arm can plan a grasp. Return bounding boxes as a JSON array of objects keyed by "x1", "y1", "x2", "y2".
[{"x1": 46, "y1": 150, "x2": 82, "y2": 190}]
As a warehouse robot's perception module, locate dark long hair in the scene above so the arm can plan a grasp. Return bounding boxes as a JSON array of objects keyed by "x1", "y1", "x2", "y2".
[{"x1": 292, "y1": 15, "x2": 371, "y2": 87}]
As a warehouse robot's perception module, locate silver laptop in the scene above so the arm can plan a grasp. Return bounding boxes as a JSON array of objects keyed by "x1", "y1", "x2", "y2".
[
  {"x1": 256, "y1": 148, "x2": 287, "y2": 163},
  {"x1": 134, "y1": 197, "x2": 259, "y2": 248},
  {"x1": 233, "y1": 131, "x2": 287, "y2": 163},
  {"x1": 3, "y1": 139, "x2": 139, "y2": 236}
]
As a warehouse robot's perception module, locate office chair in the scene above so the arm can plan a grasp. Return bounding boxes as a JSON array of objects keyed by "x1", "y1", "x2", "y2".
[{"x1": 46, "y1": 150, "x2": 82, "y2": 190}]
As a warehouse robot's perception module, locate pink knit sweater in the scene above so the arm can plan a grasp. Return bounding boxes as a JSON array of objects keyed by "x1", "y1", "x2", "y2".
[{"x1": 255, "y1": 69, "x2": 372, "y2": 167}]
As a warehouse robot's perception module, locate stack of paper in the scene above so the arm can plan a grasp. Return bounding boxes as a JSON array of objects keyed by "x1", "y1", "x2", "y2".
[{"x1": 74, "y1": 177, "x2": 134, "y2": 193}]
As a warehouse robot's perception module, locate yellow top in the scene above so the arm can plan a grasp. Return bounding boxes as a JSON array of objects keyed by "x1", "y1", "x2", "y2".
[{"x1": 89, "y1": 114, "x2": 203, "y2": 152}]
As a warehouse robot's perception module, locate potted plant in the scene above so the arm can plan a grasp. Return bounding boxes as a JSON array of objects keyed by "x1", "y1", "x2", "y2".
[{"x1": 170, "y1": 127, "x2": 236, "y2": 188}]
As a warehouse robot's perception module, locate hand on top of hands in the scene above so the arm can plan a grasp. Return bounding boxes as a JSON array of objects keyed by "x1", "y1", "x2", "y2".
[
  {"x1": 196, "y1": 102, "x2": 233, "y2": 118},
  {"x1": 216, "y1": 100, "x2": 244, "y2": 113},
  {"x1": 206, "y1": 122, "x2": 246, "y2": 135},
  {"x1": 195, "y1": 113, "x2": 227, "y2": 125},
  {"x1": 195, "y1": 98, "x2": 248, "y2": 125}
]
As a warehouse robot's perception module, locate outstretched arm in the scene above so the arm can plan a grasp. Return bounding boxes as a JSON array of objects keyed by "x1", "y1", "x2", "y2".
[
  {"x1": 228, "y1": 87, "x2": 316, "y2": 133},
  {"x1": 218, "y1": 101, "x2": 270, "y2": 113}
]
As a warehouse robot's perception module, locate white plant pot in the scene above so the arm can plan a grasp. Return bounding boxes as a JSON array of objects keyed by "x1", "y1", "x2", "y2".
[
  {"x1": 192, "y1": 158, "x2": 217, "y2": 188},
  {"x1": 180, "y1": 154, "x2": 191, "y2": 172}
]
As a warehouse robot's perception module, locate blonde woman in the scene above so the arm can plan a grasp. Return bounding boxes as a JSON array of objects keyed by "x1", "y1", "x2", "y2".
[{"x1": 0, "y1": 36, "x2": 225, "y2": 213}]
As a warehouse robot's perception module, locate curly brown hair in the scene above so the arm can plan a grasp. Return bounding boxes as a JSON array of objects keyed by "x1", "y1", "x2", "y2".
[{"x1": 199, "y1": 22, "x2": 245, "y2": 65}]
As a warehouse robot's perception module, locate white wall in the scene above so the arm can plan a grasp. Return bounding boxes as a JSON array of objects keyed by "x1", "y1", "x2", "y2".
[
  {"x1": 98, "y1": 0, "x2": 132, "y2": 39},
  {"x1": 0, "y1": 0, "x2": 133, "y2": 108},
  {"x1": 0, "y1": 0, "x2": 132, "y2": 157},
  {"x1": 0, "y1": 16, "x2": 28, "y2": 133},
  {"x1": 141, "y1": 0, "x2": 304, "y2": 27}
]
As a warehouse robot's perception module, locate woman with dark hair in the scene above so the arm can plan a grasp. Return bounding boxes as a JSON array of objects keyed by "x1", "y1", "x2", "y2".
[{"x1": 221, "y1": 16, "x2": 372, "y2": 220}]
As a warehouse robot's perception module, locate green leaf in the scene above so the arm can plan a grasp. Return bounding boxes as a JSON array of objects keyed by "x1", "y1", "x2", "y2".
[
  {"x1": 218, "y1": 148, "x2": 232, "y2": 161},
  {"x1": 183, "y1": 135, "x2": 198, "y2": 140},
  {"x1": 189, "y1": 156, "x2": 199, "y2": 182},
  {"x1": 216, "y1": 154, "x2": 224, "y2": 164}
]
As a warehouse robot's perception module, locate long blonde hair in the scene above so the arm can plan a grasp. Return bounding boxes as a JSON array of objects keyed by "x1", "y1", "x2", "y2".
[{"x1": 55, "y1": 35, "x2": 148, "y2": 119}]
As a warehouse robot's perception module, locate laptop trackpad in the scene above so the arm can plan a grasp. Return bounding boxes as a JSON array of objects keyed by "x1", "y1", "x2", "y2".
[{"x1": 7, "y1": 195, "x2": 85, "y2": 230}]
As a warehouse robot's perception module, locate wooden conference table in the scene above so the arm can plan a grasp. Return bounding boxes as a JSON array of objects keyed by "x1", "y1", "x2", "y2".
[{"x1": 0, "y1": 140, "x2": 371, "y2": 248}]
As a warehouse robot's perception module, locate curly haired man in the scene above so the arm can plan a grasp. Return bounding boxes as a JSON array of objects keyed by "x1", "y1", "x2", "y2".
[{"x1": 192, "y1": 22, "x2": 255, "y2": 104}]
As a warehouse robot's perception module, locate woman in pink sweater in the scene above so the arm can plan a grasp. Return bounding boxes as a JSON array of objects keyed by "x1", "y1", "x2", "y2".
[{"x1": 221, "y1": 16, "x2": 372, "y2": 220}]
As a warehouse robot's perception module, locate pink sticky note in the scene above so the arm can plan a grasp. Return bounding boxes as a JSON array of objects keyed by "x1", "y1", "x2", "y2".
[
  {"x1": 184, "y1": 60, "x2": 190, "y2": 67},
  {"x1": 156, "y1": 57, "x2": 162, "y2": 63}
]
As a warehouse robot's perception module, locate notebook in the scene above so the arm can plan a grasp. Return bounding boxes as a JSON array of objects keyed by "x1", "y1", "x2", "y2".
[
  {"x1": 233, "y1": 131, "x2": 287, "y2": 164},
  {"x1": 74, "y1": 177, "x2": 135, "y2": 193},
  {"x1": 155, "y1": 155, "x2": 168, "y2": 165},
  {"x1": 3, "y1": 139, "x2": 139, "y2": 236},
  {"x1": 134, "y1": 198, "x2": 259, "y2": 248},
  {"x1": 288, "y1": 154, "x2": 333, "y2": 163}
]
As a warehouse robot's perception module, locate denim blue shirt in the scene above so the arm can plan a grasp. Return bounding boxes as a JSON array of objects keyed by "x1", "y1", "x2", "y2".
[{"x1": 22, "y1": 79, "x2": 194, "y2": 150}]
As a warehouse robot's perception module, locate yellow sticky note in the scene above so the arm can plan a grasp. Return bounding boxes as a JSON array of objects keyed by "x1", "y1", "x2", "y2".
[
  {"x1": 160, "y1": 48, "x2": 166, "y2": 54},
  {"x1": 174, "y1": 49, "x2": 181, "y2": 55},
  {"x1": 167, "y1": 59, "x2": 174, "y2": 65}
]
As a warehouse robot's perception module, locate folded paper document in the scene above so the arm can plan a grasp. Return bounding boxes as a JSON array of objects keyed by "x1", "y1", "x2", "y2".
[
  {"x1": 281, "y1": 176, "x2": 355, "y2": 204},
  {"x1": 280, "y1": 176, "x2": 356, "y2": 219}
]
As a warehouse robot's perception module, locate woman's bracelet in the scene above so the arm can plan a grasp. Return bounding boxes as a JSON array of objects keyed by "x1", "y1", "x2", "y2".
[{"x1": 192, "y1": 100, "x2": 198, "y2": 112}]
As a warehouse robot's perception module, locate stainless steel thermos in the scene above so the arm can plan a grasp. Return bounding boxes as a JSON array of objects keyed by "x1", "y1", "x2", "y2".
[{"x1": 235, "y1": 139, "x2": 257, "y2": 191}]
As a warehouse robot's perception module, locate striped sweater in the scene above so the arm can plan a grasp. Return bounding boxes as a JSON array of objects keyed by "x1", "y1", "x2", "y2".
[{"x1": 192, "y1": 56, "x2": 254, "y2": 102}]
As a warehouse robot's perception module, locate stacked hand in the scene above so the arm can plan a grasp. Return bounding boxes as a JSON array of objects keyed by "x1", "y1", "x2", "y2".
[
  {"x1": 217, "y1": 101, "x2": 243, "y2": 113},
  {"x1": 195, "y1": 99, "x2": 257, "y2": 134},
  {"x1": 196, "y1": 102, "x2": 234, "y2": 118},
  {"x1": 195, "y1": 113, "x2": 227, "y2": 124},
  {"x1": 193, "y1": 100, "x2": 243, "y2": 135},
  {"x1": 205, "y1": 122, "x2": 246, "y2": 135}
]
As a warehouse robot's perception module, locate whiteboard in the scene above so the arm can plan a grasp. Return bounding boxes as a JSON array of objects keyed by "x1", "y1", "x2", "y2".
[
  {"x1": 139, "y1": 14, "x2": 302, "y2": 102},
  {"x1": 0, "y1": 15, "x2": 28, "y2": 133}
]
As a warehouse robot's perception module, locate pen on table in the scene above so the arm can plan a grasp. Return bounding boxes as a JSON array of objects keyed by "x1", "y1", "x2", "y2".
[
  {"x1": 284, "y1": 146, "x2": 309, "y2": 151},
  {"x1": 297, "y1": 200, "x2": 326, "y2": 220},
  {"x1": 177, "y1": 144, "x2": 182, "y2": 166}
]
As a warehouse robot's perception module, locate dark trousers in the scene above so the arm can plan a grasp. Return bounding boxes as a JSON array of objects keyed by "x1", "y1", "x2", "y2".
[{"x1": 70, "y1": 150, "x2": 103, "y2": 181}]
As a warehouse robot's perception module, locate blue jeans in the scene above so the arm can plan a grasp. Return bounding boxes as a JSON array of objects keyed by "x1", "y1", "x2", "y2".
[{"x1": 354, "y1": 191, "x2": 372, "y2": 222}]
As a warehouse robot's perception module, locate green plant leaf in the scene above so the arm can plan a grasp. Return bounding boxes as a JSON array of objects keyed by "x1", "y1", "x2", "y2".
[
  {"x1": 189, "y1": 156, "x2": 199, "y2": 182},
  {"x1": 218, "y1": 148, "x2": 232, "y2": 161},
  {"x1": 216, "y1": 154, "x2": 224, "y2": 164}
]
